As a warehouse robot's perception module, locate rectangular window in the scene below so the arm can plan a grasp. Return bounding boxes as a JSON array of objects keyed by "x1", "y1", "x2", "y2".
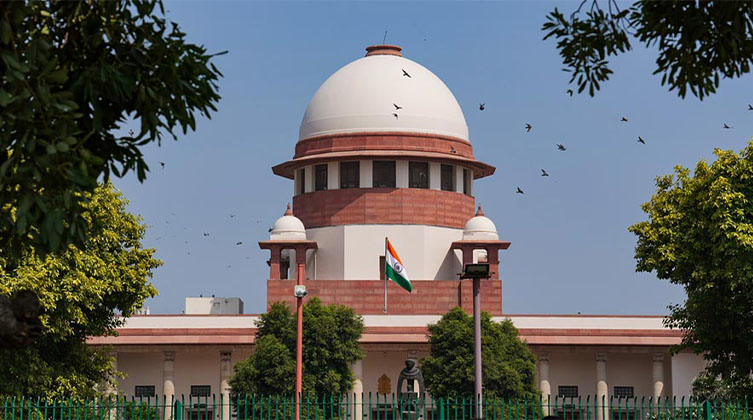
[
  {"x1": 188, "y1": 405, "x2": 213, "y2": 420},
  {"x1": 190, "y1": 385, "x2": 211, "y2": 397},
  {"x1": 315, "y1": 164, "x2": 328, "y2": 191},
  {"x1": 409, "y1": 161, "x2": 429, "y2": 189},
  {"x1": 558, "y1": 385, "x2": 579, "y2": 398},
  {"x1": 298, "y1": 168, "x2": 306, "y2": 195},
  {"x1": 441, "y1": 164, "x2": 455, "y2": 191},
  {"x1": 134, "y1": 385, "x2": 155, "y2": 398},
  {"x1": 340, "y1": 161, "x2": 360, "y2": 189},
  {"x1": 463, "y1": 168, "x2": 471, "y2": 195},
  {"x1": 372, "y1": 161, "x2": 396, "y2": 188},
  {"x1": 613, "y1": 386, "x2": 634, "y2": 398}
]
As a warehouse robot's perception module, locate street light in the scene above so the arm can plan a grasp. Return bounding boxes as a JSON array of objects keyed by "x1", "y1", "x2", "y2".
[{"x1": 461, "y1": 263, "x2": 490, "y2": 420}]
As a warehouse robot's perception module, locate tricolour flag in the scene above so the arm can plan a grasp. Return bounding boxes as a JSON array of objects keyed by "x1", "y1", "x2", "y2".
[{"x1": 385, "y1": 239, "x2": 412, "y2": 292}]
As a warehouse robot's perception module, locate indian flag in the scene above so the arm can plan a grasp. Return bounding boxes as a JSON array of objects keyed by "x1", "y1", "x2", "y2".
[{"x1": 385, "y1": 239, "x2": 412, "y2": 292}]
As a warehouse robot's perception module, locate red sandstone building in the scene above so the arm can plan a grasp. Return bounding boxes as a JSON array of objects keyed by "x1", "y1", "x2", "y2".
[{"x1": 91, "y1": 45, "x2": 705, "y2": 410}]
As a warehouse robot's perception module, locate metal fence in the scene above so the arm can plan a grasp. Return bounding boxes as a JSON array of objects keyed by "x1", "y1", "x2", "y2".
[{"x1": 2, "y1": 395, "x2": 751, "y2": 420}]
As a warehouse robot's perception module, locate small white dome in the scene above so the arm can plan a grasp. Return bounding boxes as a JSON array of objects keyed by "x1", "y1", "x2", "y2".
[
  {"x1": 463, "y1": 205, "x2": 498, "y2": 240},
  {"x1": 270, "y1": 204, "x2": 306, "y2": 240},
  {"x1": 299, "y1": 45, "x2": 468, "y2": 141}
]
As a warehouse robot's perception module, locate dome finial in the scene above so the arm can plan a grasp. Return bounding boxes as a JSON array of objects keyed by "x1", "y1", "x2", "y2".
[
  {"x1": 285, "y1": 203, "x2": 293, "y2": 216},
  {"x1": 365, "y1": 45, "x2": 402, "y2": 57},
  {"x1": 476, "y1": 204, "x2": 484, "y2": 216}
]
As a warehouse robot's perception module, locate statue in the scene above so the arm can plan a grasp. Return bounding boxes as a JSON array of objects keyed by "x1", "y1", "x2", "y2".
[{"x1": 396, "y1": 359, "x2": 425, "y2": 413}]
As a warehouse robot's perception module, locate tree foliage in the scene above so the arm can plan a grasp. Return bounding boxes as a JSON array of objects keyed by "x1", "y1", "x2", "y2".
[
  {"x1": 629, "y1": 141, "x2": 753, "y2": 397},
  {"x1": 543, "y1": 1, "x2": 753, "y2": 99},
  {"x1": 0, "y1": 182, "x2": 160, "y2": 397},
  {"x1": 229, "y1": 298, "x2": 365, "y2": 397},
  {"x1": 0, "y1": 0, "x2": 224, "y2": 256},
  {"x1": 421, "y1": 307, "x2": 538, "y2": 399}
]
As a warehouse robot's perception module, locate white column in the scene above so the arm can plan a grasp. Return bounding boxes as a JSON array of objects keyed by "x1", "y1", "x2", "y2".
[
  {"x1": 539, "y1": 354, "x2": 551, "y2": 415},
  {"x1": 163, "y1": 351, "x2": 176, "y2": 403},
  {"x1": 352, "y1": 360, "x2": 363, "y2": 420},
  {"x1": 396, "y1": 161, "x2": 409, "y2": 188},
  {"x1": 327, "y1": 162, "x2": 339, "y2": 190},
  {"x1": 107, "y1": 352, "x2": 119, "y2": 420},
  {"x1": 220, "y1": 351, "x2": 232, "y2": 420},
  {"x1": 304, "y1": 166, "x2": 314, "y2": 193},
  {"x1": 596, "y1": 352, "x2": 608, "y2": 420},
  {"x1": 429, "y1": 162, "x2": 441, "y2": 190},
  {"x1": 359, "y1": 160, "x2": 372, "y2": 188},
  {"x1": 455, "y1": 166, "x2": 464, "y2": 192},
  {"x1": 652, "y1": 353, "x2": 665, "y2": 401}
]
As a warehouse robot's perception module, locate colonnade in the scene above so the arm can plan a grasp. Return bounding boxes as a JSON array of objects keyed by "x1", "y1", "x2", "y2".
[{"x1": 538, "y1": 352, "x2": 666, "y2": 417}]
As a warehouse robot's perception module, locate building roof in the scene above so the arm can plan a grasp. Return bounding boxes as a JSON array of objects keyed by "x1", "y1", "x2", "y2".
[
  {"x1": 299, "y1": 45, "x2": 469, "y2": 142},
  {"x1": 88, "y1": 314, "x2": 683, "y2": 347}
]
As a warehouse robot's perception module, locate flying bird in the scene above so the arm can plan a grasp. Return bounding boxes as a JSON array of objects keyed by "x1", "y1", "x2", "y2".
[
  {"x1": 516, "y1": 187, "x2": 525, "y2": 194},
  {"x1": 621, "y1": 117, "x2": 628, "y2": 122},
  {"x1": 525, "y1": 123, "x2": 532, "y2": 132},
  {"x1": 638, "y1": 136, "x2": 646, "y2": 144},
  {"x1": 203, "y1": 232, "x2": 210, "y2": 237},
  {"x1": 402, "y1": 69, "x2": 411, "y2": 78},
  {"x1": 567, "y1": 89, "x2": 573, "y2": 97},
  {"x1": 393, "y1": 103, "x2": 403, "y2": 110},
  {"x1": 557, "y1": 144, "x2": 566, "y2": 151},
  {"x1": 236, "y1": 241, "x2": 243, "y2": 246},
  {"x1": 392, "y1": 113, "x2": 399, "y2": 119},
  {"x1": 748, "y1": 104, "x2": 753, "y2": 110},
  {"x1": 268, "y1": 227, "x2": 273, "y2": 232},
  {"x1": 450, "y1": 146, "x2": 456, "y2": 154},
  {"x1": 541, "y1": 169, "x2": 549, "y2": 177},
  {"x1": 129, "y1": 129, "x2": 135, "y2": 136},
  {"x1": 724, "y1": 123, "x2": 731, "y2": 129},
  {"x1": 160, "y1": 162, "x2": 165, "y2": 169},
  {"x1": 229, "y1": 214, "x2": 235, "y2": 218},
  {"x1": 479, "y1": 103, "x2": 485, "y2": 111}
]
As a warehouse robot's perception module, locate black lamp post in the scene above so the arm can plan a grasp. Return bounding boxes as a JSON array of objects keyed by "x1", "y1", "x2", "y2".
[{"x1": 461, "y1": 263, "x2": 490, "y2": 419}]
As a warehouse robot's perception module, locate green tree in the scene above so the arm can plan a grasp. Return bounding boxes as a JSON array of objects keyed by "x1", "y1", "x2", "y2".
[
  {"x1": 421, "y1": 307, "x2": 538, "y2": 399},
  {"x1": 543, "y1": 1, "x2": 753, "y2": 99},
  {"x1": 0, "y1": 182, "x2": 160, "y2": 397},
  {"x1": 0, "y1": 0, "x2": 223, "y2": 256},
  {"x1": 229, "y1": 298, "x2": 365, "y2": 397},
  {"x1": 629, "y1": 141, "x2": 753, "y2": 397}
]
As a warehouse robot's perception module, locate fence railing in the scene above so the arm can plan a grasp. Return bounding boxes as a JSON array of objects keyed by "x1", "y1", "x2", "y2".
[{"x1": 2, "y1": 395, "x2": 751, "y2": 420}]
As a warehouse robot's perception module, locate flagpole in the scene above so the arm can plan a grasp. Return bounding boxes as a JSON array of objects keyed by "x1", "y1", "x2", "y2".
[{"x1": 384, "y1": 237, "x2": 388, "y2": 313}]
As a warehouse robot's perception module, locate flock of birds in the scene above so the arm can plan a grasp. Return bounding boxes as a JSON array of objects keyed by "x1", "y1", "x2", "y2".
[
  {"x1": 146, "y1": 67, "x2": 749, "y2": 269},
  {"x1": 393, "y1": 67, "x2": 658, "y2": 195},
  {"x1": 475, "y1": 92, "x2": 745, "y2": 195},
  {"x1": 148, "y1": 207, "x2": 266, "y2": 268}
]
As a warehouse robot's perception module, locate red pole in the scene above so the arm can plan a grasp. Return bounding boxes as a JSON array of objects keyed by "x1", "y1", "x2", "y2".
[{"x1": 295, "y1": 253, "x2": 305, "y2": 420}]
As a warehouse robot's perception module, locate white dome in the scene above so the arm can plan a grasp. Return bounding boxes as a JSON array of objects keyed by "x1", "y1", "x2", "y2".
[
  {"x1": 270, "y1": 205, "x2": 306, "y2": 240},
  {"x1": 463, "y1": 206, "x2": 498, "y2": 240},
  {"x1": 299, "y1": 46, "x2": 468, "y2": 141}
]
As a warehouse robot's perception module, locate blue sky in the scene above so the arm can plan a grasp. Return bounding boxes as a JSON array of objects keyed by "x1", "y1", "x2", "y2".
[{"x1": 115, "y1": 1, "x2": 753, "y2": 315}]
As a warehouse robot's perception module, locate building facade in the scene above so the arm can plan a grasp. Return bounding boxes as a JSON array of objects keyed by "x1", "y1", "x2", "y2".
[{"x1": 90, "y1": 44, "x2": 705, "y2": 404}]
